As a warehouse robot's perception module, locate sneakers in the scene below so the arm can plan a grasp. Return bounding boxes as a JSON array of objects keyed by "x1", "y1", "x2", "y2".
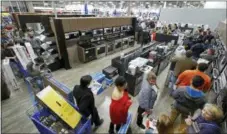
[{"x1": 137, "y1": 124, "x2": 146, "y2": 129}]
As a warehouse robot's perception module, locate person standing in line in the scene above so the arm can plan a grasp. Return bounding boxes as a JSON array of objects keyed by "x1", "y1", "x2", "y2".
[
  {"x1": 109, "y1": 76, "x2": 132, "y2": 134},
  {"x1": 191, "y1": 43, "x2": 205, "y2": 59},
  {"x1": 169, "y1": 75, "x2": 207, "y2": 126},
  {"x1": 73, "y1": 75, "x2": 104, "y2": 129},
  {"x1": 185, "y1": 103, "x2": 223, "y2": 134},
  {"x1": 175, "y1": 63, "x2": 211, "y2": 93},
  {"x1": 171, "y1": 50, "x2": 197, "y2": 84},
  {"x1": 137, "y1": 71, "x2": 159, "y2": 129}
]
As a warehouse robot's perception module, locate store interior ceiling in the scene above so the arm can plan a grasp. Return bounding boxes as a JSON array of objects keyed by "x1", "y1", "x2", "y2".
[{"x1": 2, "y1": 1, "x2": 225, "y2": 13}]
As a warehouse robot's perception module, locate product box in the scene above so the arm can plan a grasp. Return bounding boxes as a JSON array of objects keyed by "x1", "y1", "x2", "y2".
[
  {"x1": 2, "y1": 59, "x2": 19, "y2": 91},
  {"x1": 36, "y1": 86, "x2": 82, "y2": 128}
]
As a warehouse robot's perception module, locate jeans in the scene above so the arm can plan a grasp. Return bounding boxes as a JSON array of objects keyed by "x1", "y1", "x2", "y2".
[
  {"x1": 168, "y1": 71, "x2": 177, "y2": 90},
  {"x1": 108, "y1": 122, "x2": 121, "y2": 134},
  {"x1": 137, "y1": 106, "x2": 146, "y2": 126}
]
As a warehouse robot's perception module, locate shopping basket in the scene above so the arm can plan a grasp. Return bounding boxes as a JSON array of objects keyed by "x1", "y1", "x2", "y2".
[{"x1": 26, "y1": 101, "x2": 92, "y2": 134}]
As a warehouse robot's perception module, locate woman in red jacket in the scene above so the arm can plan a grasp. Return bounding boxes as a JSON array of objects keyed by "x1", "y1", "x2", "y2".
[{"x1": 109, "y1": 76, "x2": 132, "y2": 134}]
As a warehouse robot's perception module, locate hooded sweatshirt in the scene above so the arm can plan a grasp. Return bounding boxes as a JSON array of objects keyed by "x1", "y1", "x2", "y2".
[{"x1": 170, "y1": 86, "x2": 206, "y2": 115}]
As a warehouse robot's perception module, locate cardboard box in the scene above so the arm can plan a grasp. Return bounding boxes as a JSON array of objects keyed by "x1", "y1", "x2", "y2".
[{"x1": 36, "y1": 86, "x2": 82, "y2": 128}]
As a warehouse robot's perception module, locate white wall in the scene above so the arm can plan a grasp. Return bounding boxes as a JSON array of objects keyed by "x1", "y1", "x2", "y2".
[
  {"x1": 159, "y1": 8, "x2": 226, "y2": 30},
  {"x1": 204, "y1": 1, "x2": 227, "y2": 9}
]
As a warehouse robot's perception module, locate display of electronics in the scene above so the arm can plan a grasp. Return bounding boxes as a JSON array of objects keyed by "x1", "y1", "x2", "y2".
[
  {"x1": 64, "y1": 31, "x2": 79, "y2": 40},
  {"x1": 114, "y1": 39, "x2": 122, "y2": 51},
  {"x1": 94, "y1": 42, "x2": 106, "y2": 58},
  {"x1": 93, "y1": 29, "x2": 103, "y2": 36},
  {"x1": 128, "y1": 36, "x2": 135, "y2": 46},
  {"x1": 225, "y1": 66, "x2": 227, "y2": 79},
  {"x1": 113, "y1": 27, "x2": 120, "y2": 33},
  {"x1": 122, "y1": 38, "x2": 129, "y2": 49},
  {"x1": 213, "y1": 79, "x2": 220, "y2": 93},
  {"x1": 218, "y1": 54, "x2": 227, "y2": 72},
  {"x1": 104, "y1": 28, "x2": 112, "y2": 35},
  {"x1": 219, "y1": 72, "x2": 227, "y2": 90},
  {"x1": 77, "y1": 43, "x2": 96, "y2": 63},
  {"x1": 127, "y1": 25, "x2": 133, "y2": 30},
  {"x1": 106, "y1": 42, "x2": 114, "y2": 55},
  {"x1": 65, "y1": 33, "x2": 70, "y2": 39},
  {"x1": 121, "y1": 26, "x2": 128, "y2": 31},
  {"x1": 91, "y1": 37, "x2": 101, "y2": 42},
  {"x1": 81, "y1": 30, "x2": 93, "y2": 37},
  {"x1": 71, "y1": 31, "x2": 79, "y2": 38}
]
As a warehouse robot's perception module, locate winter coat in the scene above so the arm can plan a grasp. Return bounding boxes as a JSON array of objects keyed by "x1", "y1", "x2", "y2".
[
  {"x1": 188, "y1": 115, "x2": 222, "y2": 134},
  {"x1": 191, "y1": 43, "x2": 205, "y2": 58},
  {"x1": 73, "y1": 85, "x2": 96, "y2": 117},
  {"x1": 110, "y1": 90, "x2": 132, "y2": 124},
  {"x1": 170, "y1": 86, "x2": 206, "y2": 115},
  {"x1": 138, "y1": 81, "x2": 157, "y2": 110}
]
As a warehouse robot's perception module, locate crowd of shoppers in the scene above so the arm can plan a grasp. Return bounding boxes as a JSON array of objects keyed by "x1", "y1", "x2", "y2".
[{"x1": 71, "y1": 26, "x2": 225, "y2": 134}]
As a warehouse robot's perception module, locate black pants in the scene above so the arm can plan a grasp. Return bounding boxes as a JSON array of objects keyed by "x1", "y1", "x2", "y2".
[
  {"x1": 91, "y1": 107, "x2": 101, "y2": 126},
  {"x1": 136, "y1": 106, "x2": 146, "y2": 125},
  {"x1": 109, "y1": 122, "x2": 121, "y2": 134}
]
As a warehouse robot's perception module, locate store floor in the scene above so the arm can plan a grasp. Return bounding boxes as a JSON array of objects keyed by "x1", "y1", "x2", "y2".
[{"x1": 1, "y1": 44, "x2": 217, "y2": 133}]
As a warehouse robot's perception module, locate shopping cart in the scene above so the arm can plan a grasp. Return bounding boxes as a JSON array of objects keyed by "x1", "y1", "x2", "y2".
[
  {"x1": 26, "y1": 101, "x2": 92, "y2": 134},
  {"x1": 25, "y1": 69, "x2": 52, "y2": 105}
]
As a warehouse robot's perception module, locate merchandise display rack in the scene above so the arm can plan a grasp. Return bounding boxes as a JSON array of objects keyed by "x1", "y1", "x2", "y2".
[{"x1": 49, "y1": 17, "x2": 136, "y2": 69}]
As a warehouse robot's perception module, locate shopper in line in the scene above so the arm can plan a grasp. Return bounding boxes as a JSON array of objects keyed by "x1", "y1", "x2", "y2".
[
  {"x1": 27, "y1": 57, "x2": 45, "y2": 90},
  {"x1": 73, "y1": 75, "x2": 104, "y2": 128},
  {"x1": 171, "y1": 50, "x2": 197, "y2": 82},
  {"x1": 137, "y1": 71, "x2": 159, "y2": 129},
  {"x1": 191, "y1": 43, "x2": 205, "y2": 59},
  {"x1": 109, "y1": 76, "x2": 132, "y2": 134},
  {"x1": 185, "y1": 103, "x2": 223, "y2": 134},
  {"x1": 200, "y1": 48, "x2": 216, "y2": 62},
  {"x1": 184, "y1": 36, "x2": 194, "y2": 50},
  {"x1": 176, "y1": 63, "x2": 211, "y2": 92},
  {"x1": 169, "y1": 75, "x2": 206, "y2": 126}
]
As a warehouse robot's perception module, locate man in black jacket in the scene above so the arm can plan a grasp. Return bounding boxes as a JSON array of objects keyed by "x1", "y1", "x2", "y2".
[{"x1": 73, "y1": 75, "x2": 104, "y2": 128}]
